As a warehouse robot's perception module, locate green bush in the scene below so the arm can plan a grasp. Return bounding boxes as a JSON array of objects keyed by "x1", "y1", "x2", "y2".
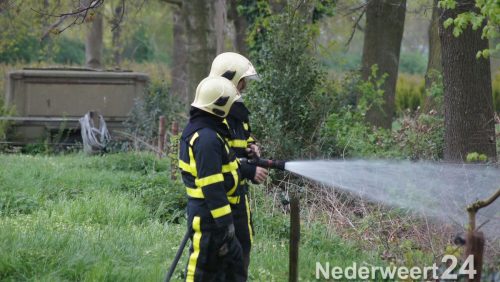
[
  {"x1": 0, "y1": 33, "x2": 84, "y2": 64},
  {"x1": 395, "y1": 74, "x2": 425, "y2": 114},
  {"x1": 321, "y1": 67, "x2": 397, "y2": 158},
  {"x1": 0, "y1": 96, "x2": 15, "y2": 141},
  {"x1": 321, "y1": 68, "x2": 444, "y2": 160},
  {"x1": 245, "y1": 6, "x2": 332, "y2": 159},
  {"x1": 393, "y1": 113, "x2": 444, "y2": 160},
  {"x1": 125, "y1": 80, "x2": 184, "y2": 145},
  {"x1": 493, "y1": 72, "x2": 500, "y2": 112},
  {"x1": 399, "y1": 51, "x2": 427, "y2": 75},
  {"x1": 0, "y1": 34, "x2": 41, "y2": 63},
  {"x1": 52, "y1": 37, "x2": 85, "y2": 65}
]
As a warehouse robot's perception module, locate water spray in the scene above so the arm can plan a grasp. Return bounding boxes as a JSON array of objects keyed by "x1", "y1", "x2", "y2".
[{"x1": 166, "y1": 155, "x2": 500, "y2": 281}]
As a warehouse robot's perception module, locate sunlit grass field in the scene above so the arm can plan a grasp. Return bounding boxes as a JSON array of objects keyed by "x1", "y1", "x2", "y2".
[{"x1": 0, "y1": 153, "x2": 379, "y2": 281}]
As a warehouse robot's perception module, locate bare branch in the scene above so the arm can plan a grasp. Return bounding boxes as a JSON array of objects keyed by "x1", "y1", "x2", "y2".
[
  {"x1": 41, "y1": 15, "x2": 70, "y2": 40},
  {"x1": 345, "y1": 7, "x2": 366, "y2": 48},
  {"x1": 36, "y1": 0, "x2": 104, "y2": 18},
  {"x1": 160, "y1": 0, "x2": 182, "y2": 7},
  {"x1": 37, "y1": 0, "x2": 105, "y2": 39},
  {"x1": 467, "y1": 188, "x2": 500, "y2": 231},
  {"x1": 110, "y1": 0, "x2": 125, "y2": 31}
]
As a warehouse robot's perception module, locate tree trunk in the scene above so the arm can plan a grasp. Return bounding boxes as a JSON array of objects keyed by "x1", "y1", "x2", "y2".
[
  {"x1": 85, "y1": 4, "x2": 103, "y2": 69},
  {"x1": 182, "y1": 0, "x2": 223, "y2": 102},
  {"x1": 42, "y1": 0, "x2": 53, "y2": 59},
  {"x1": 361, "y1": 0, "x2": 406, "y2": 129},
  {"x1": 423, "y1": 0, "x2": 442, "y2": 112},
  {"x1": 439, "y1": 1, "x2": 497, "y2": 161},
  {"x1": 111, "y1": 2, "x2": 123, "y2": 69},
  {"x1": 214, "y1": 0, "x2": 226, "y2": 55},
  {"x1": 171, "y1": 5, "x2": 188, "y2": 103},
  {"x1": 228, "y1": 0, "x2": 248, "y2": 55}
]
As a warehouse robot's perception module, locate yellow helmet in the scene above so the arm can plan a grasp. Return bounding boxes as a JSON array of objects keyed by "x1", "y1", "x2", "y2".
[
  {"x1": 191, "y1": 77, "x2": 241, "y2": 117},
  {"x1": 209, "y1": 52, "x2": 259, "y2": 87}
]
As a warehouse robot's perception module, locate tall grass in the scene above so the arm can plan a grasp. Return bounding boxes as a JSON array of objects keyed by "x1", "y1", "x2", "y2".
[{"x1": 0, "y1": 152, "x2": 380, "y2": 281}]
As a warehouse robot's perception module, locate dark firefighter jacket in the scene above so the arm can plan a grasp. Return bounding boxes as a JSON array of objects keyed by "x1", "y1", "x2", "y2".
[
  {"x1": 224, "y1": 102, "x2": 256, "y2": 184},
  {"x1": 179, "y1": 108, "x2": 242, "y2": 230}
]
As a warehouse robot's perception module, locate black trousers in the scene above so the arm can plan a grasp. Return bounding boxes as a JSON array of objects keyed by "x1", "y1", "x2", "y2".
[
  {"x1": 232, "y1": 194, "x2": 254, "y2": 280},
  {"x1": 185, "y1": 216, "x2": 246, "y2": 282}
]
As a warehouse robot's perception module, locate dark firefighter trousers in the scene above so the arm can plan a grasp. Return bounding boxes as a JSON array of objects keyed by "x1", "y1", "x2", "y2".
[
  {"x1": 185, "y1": 215, "x2": 246, "y2": 282},
  {"x1": 231, "y1": 193, "x2": 253, "y2": 279}
]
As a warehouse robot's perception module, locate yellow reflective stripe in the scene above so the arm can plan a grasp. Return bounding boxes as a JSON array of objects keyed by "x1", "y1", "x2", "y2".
[
  {"x1": 195, "y1": 173, "x2": 224, "y2": 187},
  {"x1": 189, "y1": 132, "x2": 199, "y2": 146},
  {"x1": 186, "y1": 187, "x2": 204, "y2": 198},
  {"x1": 247, "y1": 136, "x2": 255, "y2": 143},
  {"x1": 243, "y1": 122, "x2": 249, "y2": 131},
  {"x1": 228, "y1": 139, "x2": 248, "y2": 148},
  {"x1": 222, "y1": 160, "x2": 239, "y2": 173},
  {"x1": 228, "y1": 196, "x2": 240, "y2": 204},
  {"x1": 227, "y1": 169, "x2": 239, "y2": 196},
  {"x1": 211, "y1": 204, "x2": 231, "y2": 218},
  {"x1": 186, "y1": 216, "x2": 202, "y2": 282},
  {"x1": 245, "y1": 195, "x2": 253, "y2": 244},
  {"x1": 187, "y1": 147, "x2": 197, "y2": 177},
  {"x1": 179, "y1": 160, "x2": 197, "y2": 176},
  {"x1": 187, "y1": 187, "x2": 240, "y2": 204}
]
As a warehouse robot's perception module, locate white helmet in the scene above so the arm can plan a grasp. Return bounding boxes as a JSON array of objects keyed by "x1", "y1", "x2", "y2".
[
  {"x1": 209, "y1": 52, "x2": 259, "y2": 87},
  {"x1": 191, "y1": 77, "x2": 241, "y2": 117}
]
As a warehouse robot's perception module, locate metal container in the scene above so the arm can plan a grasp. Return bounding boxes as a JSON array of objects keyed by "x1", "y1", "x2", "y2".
[{"x1": 3, "y1": 68, "x2": 149, "y2": 144}]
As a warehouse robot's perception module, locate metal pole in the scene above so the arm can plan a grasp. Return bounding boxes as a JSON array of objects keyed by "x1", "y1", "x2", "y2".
[
  {"x1": 465, "y1": 231, "x2": 484, "y2": 282},
  {"x1": 170, "y1": 121, "x2": 179, "y2": 180},
  {"x1": 289, "y1": 193, "x2": 300, "y2": 282},
  {"x1": 465, "y1": 189, "x2": 499, "y2": 281},
  {"x1": 158, "y1": 116, "x2": 166, "y2": 158}
]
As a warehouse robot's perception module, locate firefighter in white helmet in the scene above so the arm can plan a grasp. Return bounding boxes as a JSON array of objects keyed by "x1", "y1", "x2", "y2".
[
  {"x1": 179, "y1": 76, "x2": 246, "y2": 281},
  {"x1": 209, "y1": 52, "x2": 269, "y2": 279}
]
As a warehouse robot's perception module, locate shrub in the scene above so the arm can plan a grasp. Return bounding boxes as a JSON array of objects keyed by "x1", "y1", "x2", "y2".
[
  {"x1": 398, "y1": 51, "x2": 427, "y2": 75},
  {"x1": 395, "y1": 74, "x2": 425, "y2": 115},
  {"x1": 393, "y1": 112, "x2": 444, "y2": 160},
  {"x1": 0, "y1": 95, "x2": 15, "y2": 142},
  {"x1": 125, "y1": 80, "x2": 184, "y2": 147},
  {"x1": 493, "y1": 72, "x2": 500, "y2": 112},
  {"x1": 52, "y1": 37, "x2": 85, "y2": 65},
  {"x1": 245, "y1": 6, "x2": 332, "y2": 159},
  {"x1": 321, "y1": 67, "x2": 397, "y2": 158},
  {"x1": 321, "y1": 68, "x2": 444, "y2": 160}
]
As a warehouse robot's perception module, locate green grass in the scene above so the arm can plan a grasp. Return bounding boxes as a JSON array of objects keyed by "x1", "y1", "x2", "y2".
[{"x1": 0, "y1": 152, "x2": 379, "y2": 281}]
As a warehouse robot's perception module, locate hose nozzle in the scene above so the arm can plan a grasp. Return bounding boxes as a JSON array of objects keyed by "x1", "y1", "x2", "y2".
[{"x1": 239, "y1": 157, "x2": 286, "y2": 170}]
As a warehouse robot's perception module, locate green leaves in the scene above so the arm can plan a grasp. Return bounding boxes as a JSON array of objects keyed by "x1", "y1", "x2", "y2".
[
  {"x1": 439, "y1": 0, "x2": 499, "y2": 55},
  {"x1": 245, "y1": 4, "x2": 331, "y2": 159}
]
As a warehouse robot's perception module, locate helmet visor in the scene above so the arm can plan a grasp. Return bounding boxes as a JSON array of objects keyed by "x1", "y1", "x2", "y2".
[{"x1": 241, "y1": 64, "x2": 260, "y2": 80}]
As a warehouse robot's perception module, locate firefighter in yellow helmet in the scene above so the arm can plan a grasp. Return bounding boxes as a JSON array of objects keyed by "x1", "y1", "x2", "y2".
[
  {"x1": 209, "y1": 52, "x2": 269, "y2": 279},
  {"x1": 179, "y1": 76, "x2": 246, "y2": 281}
]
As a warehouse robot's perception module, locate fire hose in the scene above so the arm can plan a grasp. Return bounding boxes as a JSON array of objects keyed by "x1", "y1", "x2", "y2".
[{"x1": 164, "y1": 156, "x2": 286, "y2": 282}]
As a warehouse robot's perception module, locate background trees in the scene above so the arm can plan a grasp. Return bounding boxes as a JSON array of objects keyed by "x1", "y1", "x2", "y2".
[
  {"x1": 361, "y1": 0, "x2": 406, "y2": 129},
  {"x1": 0, "y1": 0, "x2": 498, "y2": 161},
  {"x1": 439, "y1": 0, "x2": 497, "y2": 161}
]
